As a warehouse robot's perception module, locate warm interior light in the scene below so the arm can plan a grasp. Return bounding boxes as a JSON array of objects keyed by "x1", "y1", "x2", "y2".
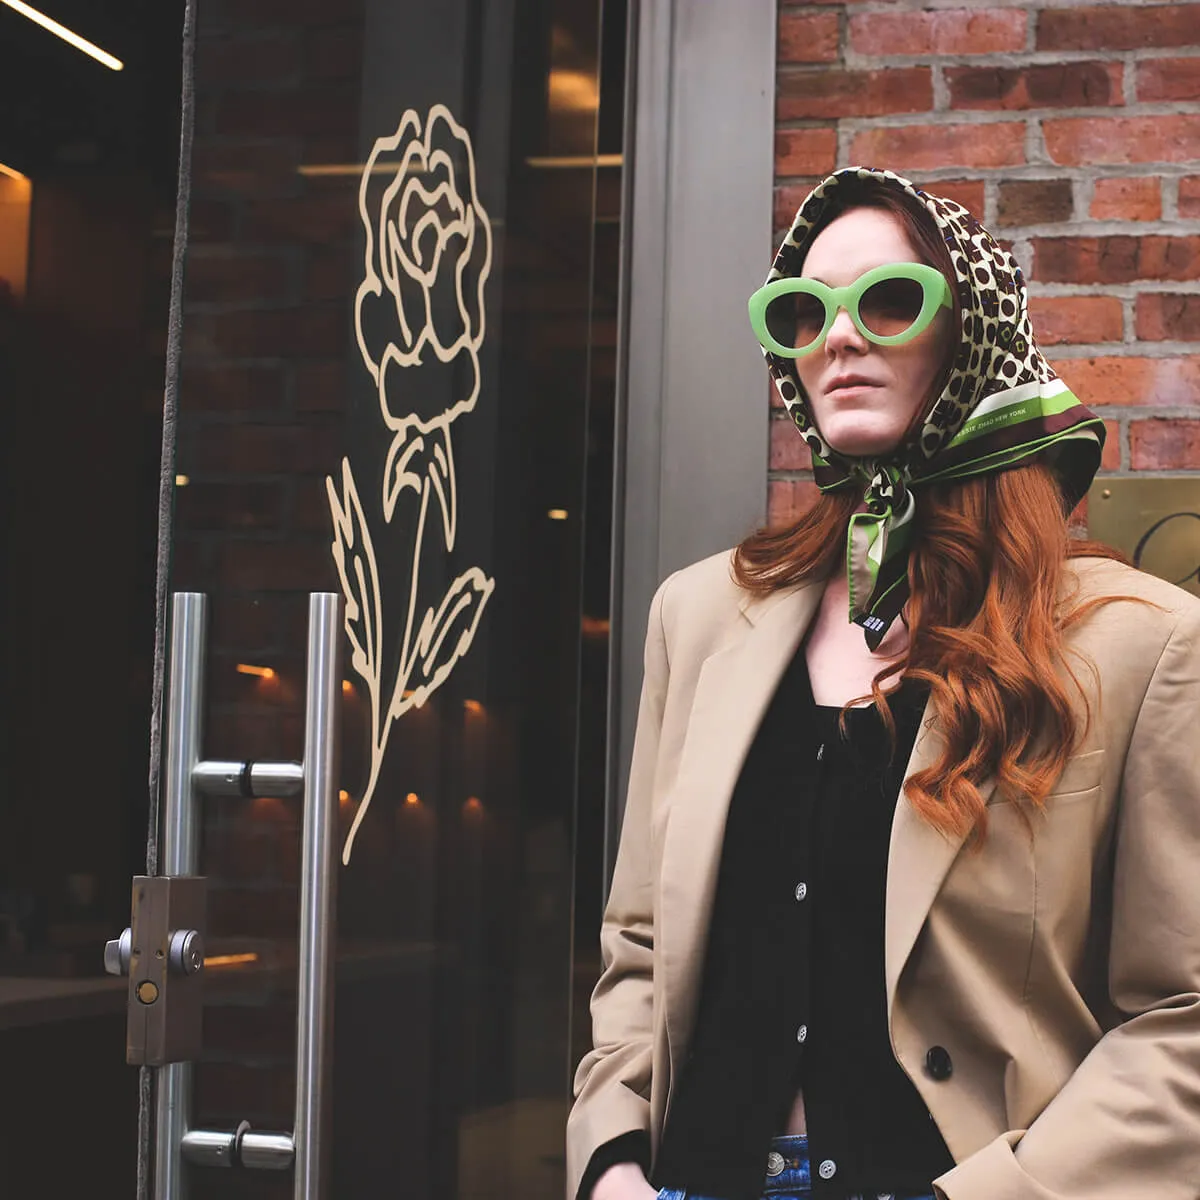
[
  {"x1": 547, "y1": 509, "x2": 569, "y2": 521},
  {"x1": 526, "y1": 154, "x2": 623, "y2": 169},
  {"x1": 464, "y1": 796, "x2": 483, "y2": 814},
  {"x1": 341, "y1": 679, "x2": 354, "y2": 694},
  {"x1": 339, "y1": 789, "x2": 351, "y2": 805},
  {"x1": 0, "y1": 163, "x2": 31, "y2": 301},
  {"x1": 463, "y1": 699, "x2": 484, "y2": 714},
  {"x1": 405, "y1": 792, "x2": 419, "y2": 807},
  {"x1": 203, "y1": 952, "x2": 259, "y2": 968},
  {"x1": 236, "y1": 663, "x2": 276, "y2": 679},
  {"x1": 1, "y1": 1, "x2": 124, "y2": 70},
  {"x1": 175, "y1": 474, "x2": 189, "y2": 487},
  {"x1": 581, "y1": 615, "x2": 611, "y2": 638},
  {"x1": 297, "y1": 163, "x2": 431, "y2": 178}
]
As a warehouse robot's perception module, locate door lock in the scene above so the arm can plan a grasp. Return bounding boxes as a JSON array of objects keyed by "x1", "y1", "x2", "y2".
[{"x1": 104, "y1": 875, "x2": 207, "y2": 1065}]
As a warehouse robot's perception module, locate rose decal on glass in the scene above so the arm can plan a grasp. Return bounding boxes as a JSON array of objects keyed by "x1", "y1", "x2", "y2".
[{"x1": 328, "y1": 104, "x2": 495, "y2": 864}]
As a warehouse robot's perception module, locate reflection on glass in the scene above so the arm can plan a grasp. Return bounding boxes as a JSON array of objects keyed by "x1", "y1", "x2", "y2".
[
  {"x1": 0, "y1": 2, "x2": 184, "y2": 1193},
  {"x1": 168, "y1": 1, "x2": 624, "y2": 1197}
]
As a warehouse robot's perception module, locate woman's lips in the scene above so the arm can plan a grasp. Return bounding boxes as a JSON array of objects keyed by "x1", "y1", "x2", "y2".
[{"x1": 825, "y1": 381, "x2": 882, "y2": 398}]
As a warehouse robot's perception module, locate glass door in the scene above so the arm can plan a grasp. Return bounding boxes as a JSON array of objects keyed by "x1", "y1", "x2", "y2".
[
  {"x1": 0, "y1": 0, "x2": 625, "y2": 1196},
  {"x1": 170, "y1": 1, "x2": 624, "y2": 1196}
]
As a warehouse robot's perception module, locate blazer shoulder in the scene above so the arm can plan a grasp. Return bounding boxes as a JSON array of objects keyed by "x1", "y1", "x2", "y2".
[
  {"x1": 1067, "y1": 554, "x2": 1200, "y2": 624},
  {"x1": 654, "y1": 548, "x2": 750, "y2": 658}
]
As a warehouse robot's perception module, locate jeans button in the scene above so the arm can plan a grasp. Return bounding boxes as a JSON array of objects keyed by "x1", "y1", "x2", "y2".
[{"x1": 766, "y1": 1151, "x2": 785, "y2": 1177}]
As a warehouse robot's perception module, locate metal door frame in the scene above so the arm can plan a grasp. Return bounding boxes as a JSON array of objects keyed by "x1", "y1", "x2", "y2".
[{"x1": 607, "y1": 0, "x2": 778, "y2": 878}]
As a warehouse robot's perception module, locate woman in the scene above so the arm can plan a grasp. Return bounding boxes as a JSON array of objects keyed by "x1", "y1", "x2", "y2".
[{"x1": 567, "y1": 166, "x2": 1200, "y2": 1200}]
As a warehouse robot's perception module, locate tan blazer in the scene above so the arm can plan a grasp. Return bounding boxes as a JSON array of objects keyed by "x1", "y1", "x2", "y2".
[{"x1": 568, "y1": 551, "x2": 1200, "y2": 1200}]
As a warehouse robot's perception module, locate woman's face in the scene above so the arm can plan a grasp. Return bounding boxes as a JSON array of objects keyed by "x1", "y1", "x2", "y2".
[{"x1": 793, "y1": 206, "x2": 954, "y2": 459}]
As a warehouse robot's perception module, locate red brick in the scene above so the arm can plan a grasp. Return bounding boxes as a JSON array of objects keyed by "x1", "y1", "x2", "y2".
[
  {"x1": 303, "y1": 26, "x2": 362, "y2": 83},
  {"x1": 768, "y1": 478, "x2": 821, "y2": 526},
  {"x1": 214, "y1": 86, "x2": 356, "y2": 138},
  {"x1": 1181, "y1": 176, "x2": 1200, "y2": 219},
  {"x1": 778, "y1": 10, "x2": 839, "y2": 64},
  {"x1": 1090, "y1": 177, "x2": 1162, "y2": 222},
  {"x1": 219, "y1": 540, "x2": 334, "y2": 589},
  {"x1": 1044, "y1": 115, "x2": 1200, "y2": 165},
  {"x1": 776, "y1": 128, "x2": 838, "y2": 177},
  {"x1": 295, "y1": 361, "x2": 344, "y2": 412},
  {"x1": 186, "y1": 307, "x2": 346, "y2": 358},
  {"x1": 769, "y1": 418, "x2": 813, "y2": 471},
  {"x1": 174, "y1": 480, "x2": 287, "y2": 531},
  {"x1": 927, "y1": 179, "x2": 986, "y2": 217},
  {"x1": 777, "y1": 68, "x2": 932, "y2": 120},
  {"x1": 1034, "y1": 236, "x2": 1200, "y2": 284},
  {"x1": 1028, "y1": 295, "x2": 1124, "y2": 345},
  {"x1": 196, "y1": 33, "x2": 300, "y2": 86},
  {"x1": 188, "y1": 200, "x2": 236, "y2": 243},
  {"x1": 204, "y1": 0, "x2": 360, "y2": 30},
  {"x1": 188, "y1": 423, "x2": 338, "y2": 474},
  {"x1": 192, "y1": 140, "x2": 299, "y2": 199},
  {"x1": 945, "y1": 62, "x2": 1122, "y2": 111},
  {"x1": 1101, "y1": 419, "x2": 1121, "y2": 471},
  {"x1": 1038, "y1": 5, "x2": 1200, "y2": 52},
  {"x1": 1137, "y1": 56, "x2": 1200, "y2": 102},
  {"x1": 181, "y1": 365, "x2": 286, "y2": 412},
  {"x1": 303, "y1": 250, "x2": 352, "y2": 302},
  {"x1": 1136, "y1": 294, "x2": 1200, "y2": 341},
  {"x1": 194, "y1": 1060, "x2": 294, "y2": 1124},
  {"x1": 850, "y1": 8, "x2": 1026, "y2": 55},
  {"x1": 186, "y1": 253, "x2": 290, "y2": 305},
  {"x1": 242, "y1": 192, "x2": 358, "y2": 243},
  {"x1": 997, "y1": 179, "x2": 1074, "y2": 226},
  {"x1": 1050, "y1": 355, "x2": 1200, "y2": 408},
  {"x1": 203, "y1": 1002, "x2": 296, "y2": 1060},
  {"x1": 1130, "y1": 418, "x2": 1200, "y2": 469},
  {"x1": 774, "y1": 182, "x2": 821, "y2": 233},
  {"x1": 293, "y1": 479, "x2": 335, "y2": 532},
  {"x1": 850, "y1": 122, "x2": 1025, "y2": 171}
]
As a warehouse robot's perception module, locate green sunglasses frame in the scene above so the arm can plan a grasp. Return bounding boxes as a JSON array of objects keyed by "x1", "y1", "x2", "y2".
[{"x1": 748, "y1": 262, "x2": 954, "y2": 358}]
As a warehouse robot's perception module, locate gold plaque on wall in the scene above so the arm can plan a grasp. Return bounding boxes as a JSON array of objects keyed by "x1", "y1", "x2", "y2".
[{"x1": 1088, "y1": 478, "x2": 1200, "y2": 599}]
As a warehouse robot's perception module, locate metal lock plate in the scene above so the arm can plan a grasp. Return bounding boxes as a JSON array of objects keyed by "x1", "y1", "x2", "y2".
[{"x1": 126, "y1": 875, "x2": 206, "y2": 1066}]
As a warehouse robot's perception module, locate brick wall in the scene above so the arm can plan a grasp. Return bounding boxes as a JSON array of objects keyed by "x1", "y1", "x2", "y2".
[{"x1": 769, "y1": 0, "x2": 1200, "y2": 528}]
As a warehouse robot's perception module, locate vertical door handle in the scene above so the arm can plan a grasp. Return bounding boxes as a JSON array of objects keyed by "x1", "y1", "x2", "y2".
[{"x1": 141, "y1": 592, "x2": 343, "y2": 1200}]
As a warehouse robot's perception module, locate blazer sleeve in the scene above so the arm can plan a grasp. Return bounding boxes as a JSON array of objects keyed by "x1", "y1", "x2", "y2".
[
  {"x1": 566, "y1": 574, "x2": 673, "y2": 1200},
  {"x1": 934, "y1": 600, "x2": 1200, "y2": 1200}
]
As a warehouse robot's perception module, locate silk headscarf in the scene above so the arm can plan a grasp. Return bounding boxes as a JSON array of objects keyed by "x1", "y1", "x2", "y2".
[{"x1": 763, "y1": 166, "x2": 1105, "y2": 649}]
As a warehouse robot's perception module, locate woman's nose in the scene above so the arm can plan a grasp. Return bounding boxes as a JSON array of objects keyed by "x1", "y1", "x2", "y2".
[{"x1": 824, "y1": 306, "x2": 867, "y2": 354}]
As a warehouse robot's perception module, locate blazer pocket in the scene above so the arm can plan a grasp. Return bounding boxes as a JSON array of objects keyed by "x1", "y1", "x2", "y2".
[
  {"x1": 1047, "y1": 747, "x2": 1105, "y2": 797},
  {"x1": 986, "y1": 748, "x2": 1106, "y2": 807}
]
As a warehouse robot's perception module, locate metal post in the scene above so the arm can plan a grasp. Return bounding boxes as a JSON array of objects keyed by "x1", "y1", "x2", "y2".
[
  {"x1": 293, "y1": 594, "x2": 342, "y2": 1200},
  {"x1": 155, "y1": 593, "x2": 207, "y2": 1200}
]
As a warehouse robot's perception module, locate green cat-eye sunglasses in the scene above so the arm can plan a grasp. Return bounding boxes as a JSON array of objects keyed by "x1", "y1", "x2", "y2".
[{"x1": 748, "y1": 262, "x2": 953, "y2": 358}]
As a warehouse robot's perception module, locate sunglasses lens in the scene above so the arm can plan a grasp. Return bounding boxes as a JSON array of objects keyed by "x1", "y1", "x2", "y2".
[
  {"x1": 858, "y1": 277, "x2": 926, "y2": 337},
  {"x1": 765, "y1": 292, "x2": 826, "y2": 351}
]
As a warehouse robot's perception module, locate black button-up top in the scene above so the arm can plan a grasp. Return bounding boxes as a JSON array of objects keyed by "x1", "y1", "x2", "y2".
[{"x1": 649, "y1": 644, "x2": 954, "y2": 1200}]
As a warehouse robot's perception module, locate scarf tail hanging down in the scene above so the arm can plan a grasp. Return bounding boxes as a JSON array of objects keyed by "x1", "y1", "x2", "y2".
[{"x1": 763, "y1": 167, "x2": 1105, "y2": 645}]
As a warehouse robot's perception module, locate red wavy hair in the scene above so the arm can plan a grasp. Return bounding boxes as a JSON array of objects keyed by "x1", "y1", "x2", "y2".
[{"x1": 734, "y1": 462, "x2": 1134, "y2": 840}]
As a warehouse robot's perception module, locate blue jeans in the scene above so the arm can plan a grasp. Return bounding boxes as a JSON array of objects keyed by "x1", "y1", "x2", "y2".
[{"x1": 655, "y1": 1134, "x2": 936, "y2": 1200}]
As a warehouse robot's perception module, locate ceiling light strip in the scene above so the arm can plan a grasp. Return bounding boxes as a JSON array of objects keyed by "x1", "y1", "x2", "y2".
[{"x1": 1, "y1": 0, "x2": 124, "y2": 71}]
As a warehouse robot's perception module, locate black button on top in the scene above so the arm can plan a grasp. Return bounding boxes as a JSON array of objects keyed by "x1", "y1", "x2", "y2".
[{"x1": 925, "y1": 1045, "x2": 953, "y2": 1081}]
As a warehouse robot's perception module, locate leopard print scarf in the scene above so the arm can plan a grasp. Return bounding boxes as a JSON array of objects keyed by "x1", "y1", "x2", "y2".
[{"x1": 763, "y1": 166, "x2": 1105, "y2": 649}]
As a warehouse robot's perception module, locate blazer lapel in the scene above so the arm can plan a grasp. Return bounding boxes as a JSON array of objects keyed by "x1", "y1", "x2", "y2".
[
  {"x1": 659, "y1": 580, "x2": 822, "y2": 1076},
  {"x1": 884, "y1": 708, "x2": 997, "y2": 1013}
]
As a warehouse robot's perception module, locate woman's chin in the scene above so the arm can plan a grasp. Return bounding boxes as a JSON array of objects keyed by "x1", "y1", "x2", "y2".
[{"x1": 822, "y1": 422, "x2": 906, "y2": 458}]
